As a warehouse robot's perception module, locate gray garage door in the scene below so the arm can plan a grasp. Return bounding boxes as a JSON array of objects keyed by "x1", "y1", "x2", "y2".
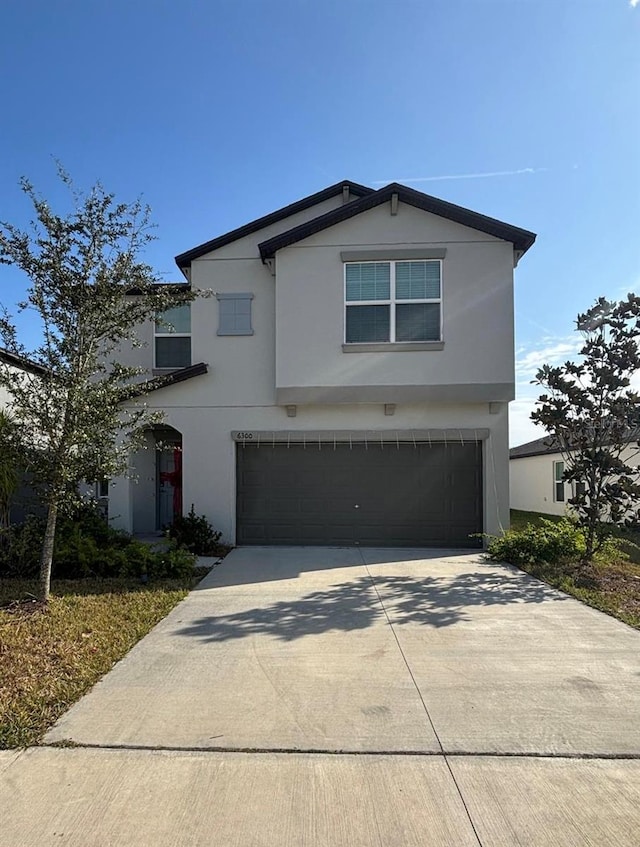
[{"x1": 236, "y1": 441, "x2": 482, "y2": 547}]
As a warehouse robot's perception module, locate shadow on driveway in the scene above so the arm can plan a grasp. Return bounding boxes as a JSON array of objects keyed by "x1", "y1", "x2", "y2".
[{"x1": 178, "y1": 570, "x2": 565, "y2": 643}]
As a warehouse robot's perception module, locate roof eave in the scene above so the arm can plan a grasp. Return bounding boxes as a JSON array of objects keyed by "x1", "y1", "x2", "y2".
[
  {"x1": 124, "y1": 362, "x2": 208, "y2": 399},
  {"x1": 259, "y1": 182, "x2": 537, "y2": 260},
  {"x1": 174, "y1": 180, "x2": 374, "y2": 272}
]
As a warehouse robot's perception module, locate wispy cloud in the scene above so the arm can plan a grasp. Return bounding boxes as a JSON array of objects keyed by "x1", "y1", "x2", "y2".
[
  {"x1": 516, "y1": 337, "x2": 582, "y2": 380},
  {"x1": 631, "y1": 0, "x2": 639, "y2": 8},
  {"x1": 510, "y1": 334, "x2": 583, "y2": 446},
  {"x1": 373, "y1": 167, "x2": 548, "y2": 185}
]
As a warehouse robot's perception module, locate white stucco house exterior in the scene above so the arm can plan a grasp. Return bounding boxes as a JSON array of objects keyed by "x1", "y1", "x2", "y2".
[
  {"x1": 108, "y1": 180, "x2": 536, "y2": 547},
  {"x1": 510, "y1": 435, "x2": 640, "y2": 516},
  {"x1": 510, "y1": 436, "x2": 572, "y2": 516}
]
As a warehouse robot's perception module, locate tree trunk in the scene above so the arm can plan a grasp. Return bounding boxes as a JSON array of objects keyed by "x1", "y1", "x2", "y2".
[
  {"x1": 583, "y1": 522, "x2": 597, "y2": 566},
  {"x1": 39, "y1": 499, "x2": 59, "y2": 603}
]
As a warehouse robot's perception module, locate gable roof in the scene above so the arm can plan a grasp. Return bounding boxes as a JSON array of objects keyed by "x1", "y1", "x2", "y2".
[
  {"x1": 509, "y1": 436, "x2": 560, "y2": 460},
  {"x1": 0, "y1": 348, "x2": 48, "y2": 377},
  {"x1": 175, "y1": 180, "x2": 373, "y2": 273},
  {"x1": 259, "y1": 182, "x2": 537, "y2": 261}
]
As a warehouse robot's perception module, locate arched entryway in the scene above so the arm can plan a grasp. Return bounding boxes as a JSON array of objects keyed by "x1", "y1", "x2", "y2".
[{"x1": 131, "y1": 425, "x2": 183, "y2": 535}]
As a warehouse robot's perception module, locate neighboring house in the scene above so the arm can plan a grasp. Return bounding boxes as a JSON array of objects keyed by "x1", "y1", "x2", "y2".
[
  {"x1": 110, "y1": 180, "x2": 536, "y2": 547},
  {"x1": 0, "y1": 348, "x2": 47, "y2": 524},
  {"x1": 510, "y1": 436, "x2": 570, "y2": 516},
  {"x1": 510, "y1": 434, "x2": 640, "y2": 516}
]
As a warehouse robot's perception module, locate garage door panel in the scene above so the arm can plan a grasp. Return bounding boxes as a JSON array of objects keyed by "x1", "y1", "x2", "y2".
[{"x1": 236, "y1": 442, "x2": 482, "y2": 547}]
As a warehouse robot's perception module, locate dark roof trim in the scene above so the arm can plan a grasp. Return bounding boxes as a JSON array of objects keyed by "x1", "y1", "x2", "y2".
[
  {"x1": 0, "y1": 348, "x2": 48, "y2": 377},
  {"x1": 174, "y1": 180, "x2": 373, "y2": 271},
  {"x1": 125, "y1": 282, "x2": 191, "y2": 296},
  {"x1": 509, "y1": 436, "x2": 561, "y2": 459},
  {"x1": 126, "y1": 362, "x2": 208, "y2": 399},
  {"x1": 259, "y1": 182, "x2": 537, "y2": 260}
]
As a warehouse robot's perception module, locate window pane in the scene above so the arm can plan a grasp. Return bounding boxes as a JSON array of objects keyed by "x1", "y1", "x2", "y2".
[
  {"x1": 346, "y1": 305, "x2": 390, "y2": 342},
  {"x1": 346, "y1": 263, "x2": 390, "y2": 301},
  {"x1": 155, "y1": 304, "x2": 191, "y2": 334},
  {"x1": 554, "y1": 461, "x2": 564, "y2": 481},
  {"x1": 555, "y1": 482, "x2": 565, "y2": 502},
  {"x1": 396, "y1": 303, "x2": 440, "y2": 341},
  {"x1": 155, "y1": 336, "x2": 191, "y2": 368},
  {"x1": 395, "y1": 261, "x2": 440, "y2": 300}
]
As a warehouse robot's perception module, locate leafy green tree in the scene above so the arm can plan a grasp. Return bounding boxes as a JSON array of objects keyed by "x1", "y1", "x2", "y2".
[
  {"x1": 531, "y1": 294, "x2": 640, "y2": 564},
  {"x1": 0, "y1": 168, "x2": 200, "y2": 601}
]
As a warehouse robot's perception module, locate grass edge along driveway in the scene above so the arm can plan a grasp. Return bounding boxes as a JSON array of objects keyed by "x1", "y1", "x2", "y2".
[{"x1": 0, "y1": 578, "x2": 196, "y2": 749}]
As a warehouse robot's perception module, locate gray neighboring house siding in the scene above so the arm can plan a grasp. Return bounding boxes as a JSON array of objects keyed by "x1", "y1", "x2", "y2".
[{"x1": 0, "y1": 349, "x2": 47, "y2": 525}]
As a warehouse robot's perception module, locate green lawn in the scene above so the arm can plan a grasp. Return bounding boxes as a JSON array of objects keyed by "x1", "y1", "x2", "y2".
[
  {"x1": 0, "y1": 575, "x2": 205, "y2": 749},
  {"x1": 508, "y1": 510, "x2": 640, "y2": 629}
]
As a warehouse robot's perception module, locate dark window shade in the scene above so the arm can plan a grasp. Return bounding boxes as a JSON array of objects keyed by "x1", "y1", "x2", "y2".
[
  {"x1": 396, "y1": 303, "x2": 440, "y2": 341},
  {"x1": 346, "y1": 305, "x2": 390, "y2": 343},
  {"x1": 155, "y1": 336, "x2": 191, "y2": 368}
]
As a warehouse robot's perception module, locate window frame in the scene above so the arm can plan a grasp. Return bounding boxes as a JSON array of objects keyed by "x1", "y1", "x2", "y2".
[
  {"x1": 553, "y1": 460, "x2": 565, "y2": 503},
  {"x1": 343, "y1": 259, "x2": 443, "y2": 345},
  {"x1": 153, "y1": 304, "x2": 192, "y2": 370},
  {"x1": 96, "y1": 479, "x2": 109, "y2": 498}
]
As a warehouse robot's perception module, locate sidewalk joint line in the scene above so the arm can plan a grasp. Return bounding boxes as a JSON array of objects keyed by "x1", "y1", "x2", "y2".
[
  {"x1": 359, "y1": 551, "x2": 483, "y2": 847},
  {"x1": 40, "y1": 742, "x2": 640, "y2": 760}
]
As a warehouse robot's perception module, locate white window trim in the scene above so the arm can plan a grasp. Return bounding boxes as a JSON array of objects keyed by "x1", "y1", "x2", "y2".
[
  {"x1": 553, "y1": 460, "x2": 565, "y2": 503},
  {"x1": 96, "y1": 480, "x2": 109, "y2": 499},
  {"x1": 153, "y1": 307, "x2": 192, "y2": 370},
  {"x1": 343, "y1": 259, "x2": 443, "y2": 345}
]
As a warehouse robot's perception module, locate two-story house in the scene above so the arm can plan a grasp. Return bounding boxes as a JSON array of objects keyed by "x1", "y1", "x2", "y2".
[{"x1": 108, "y1": 181, "x2": 535, "y2": 547}]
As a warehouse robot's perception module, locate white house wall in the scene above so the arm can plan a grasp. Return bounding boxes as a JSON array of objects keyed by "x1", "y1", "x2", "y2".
[
  {"x1": 109, "y1": 191, "x2": 518, "y2": 546},
  {"x1": 274, "y1": 202, "x2": 515, "y2": 402},
  {"x1": 113, "y1": 382, "x2": 510, "y2": 543},
  {"x1": 510, "y1": 454, "x2": 568, "y2": 516},
  {"x1": 510, "y1": 446, "x2": 640, "y2": 516}
]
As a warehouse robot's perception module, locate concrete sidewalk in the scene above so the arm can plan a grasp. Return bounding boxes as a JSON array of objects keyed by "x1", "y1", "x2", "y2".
[
  {"x1": 3, "y1": 749, "x2": 640, "y2": 846},
  {"x1": 3, "y1": 547, "x2": 640, "y2": 845}
]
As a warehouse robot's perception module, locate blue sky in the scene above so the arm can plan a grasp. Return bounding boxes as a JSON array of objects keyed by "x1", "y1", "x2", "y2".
[{"x1": 1, "y1": 0, "x2": 638, "y2": 445}]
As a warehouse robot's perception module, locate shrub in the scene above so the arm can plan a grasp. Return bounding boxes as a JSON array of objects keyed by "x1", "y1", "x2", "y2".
[
  {"x1": 0, "y1": 515, "x2": 43, "y2": 577},
  {"x1": 168, "y1": 505, "x2": 222, "y2": 555},
  {"x1": 485, "y1": 518, "x2": 586, "y2": 567},
  {"x1": 153, "y1": 543, "x2": 197, "y2": 579},
  {"x1": 0, "y1": 503, "x2": 196, "y2": 581}
]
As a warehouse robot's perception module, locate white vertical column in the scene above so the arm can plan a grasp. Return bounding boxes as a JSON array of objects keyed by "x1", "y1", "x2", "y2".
[{"x1": 108, "y1": 471, "x2": 133, "y2": 533}]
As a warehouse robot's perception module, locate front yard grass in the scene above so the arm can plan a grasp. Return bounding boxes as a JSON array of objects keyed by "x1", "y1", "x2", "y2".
[
  {"x1": 0, "y1": 575, "x2": 205, "y2": 749},
  {"x1": 509, "y1": 510, "x2": 640, "y2": 630}
]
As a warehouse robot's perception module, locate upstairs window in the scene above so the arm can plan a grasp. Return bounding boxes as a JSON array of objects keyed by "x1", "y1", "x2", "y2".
[
  {"x1": 345, "y1": 260, "x2": 441, "y2": 344},
  {"x1": 155, "y1": 304, "x2": 191, "y2": 369},
  {"x1": 553, "y1": 461, "x2": 565, "y2": 502}
]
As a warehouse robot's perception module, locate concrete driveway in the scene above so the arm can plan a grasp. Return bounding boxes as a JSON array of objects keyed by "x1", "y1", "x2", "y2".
[{"x1": 4, "y1": 547, "x2": 640, "y2": 845}]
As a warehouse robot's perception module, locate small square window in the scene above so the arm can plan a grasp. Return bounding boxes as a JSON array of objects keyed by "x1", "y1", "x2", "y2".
[{"x1": 217, "y1": 293, "x2": 254, "y2": 336}]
